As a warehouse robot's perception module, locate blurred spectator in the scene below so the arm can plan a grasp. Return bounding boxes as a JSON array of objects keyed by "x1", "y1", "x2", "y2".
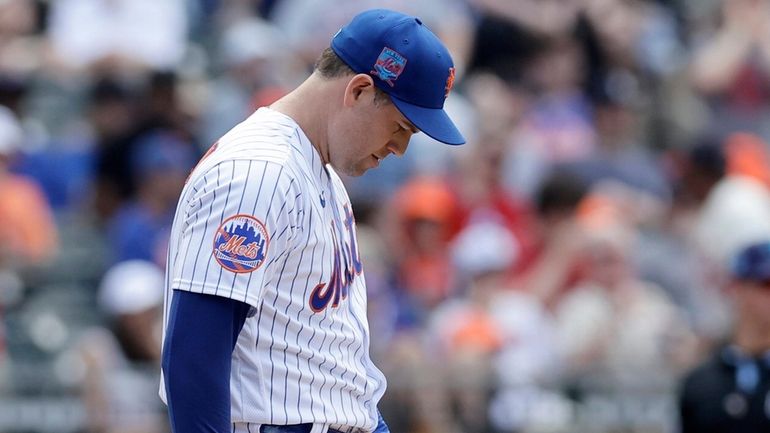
[
  {"x1": 90, "y1": 77, "x2": 143, "y2": 219},
  {"x1": 486, "y1": 289, "x2": 563, "y2": 433},
  {"x1": 695, "y1": 132, "x2": 770, "y2": 266},
  {"x1": 560, "y1": 75, "x2": 671, "y2": 203},
  {"x1": 467, "y1": 0, "x2": 579, "y2": 81},
  {"x1": 690, "y1": 0, "x2": 770, "y2": 139},
  {"x1": 452, "y1": 220, "x2": 519, "y2": 286},
  {"x1": 504, "y1": 37, "x2": 597, "y2": 198},
  {"x1": 388, "y1": 177, "x2": 458, "y2": 320},
  {"x1": 634, "y1": 140, "x2": 732, "y2": 347},
  {"x1": 201, "y1": 17, "x2": 288, "y2": 147},
  {"x1": 464, "y1": 72, "x2": 529, "y2": 142},
  {"x1": 0, "y1": 0, "x2": 42, "y2": 77},
  {"x1": 0, "y1": 105, "x2": 57, "y2": 266},
  {"x1": 582, "y1": 0, "x2": 684, "y2": 77},
  {"x1": 577, "y1": 0, "x2": 685, "y2": 145},
  {"x1": 672, "y1": 136, "x2": 727, "y2": 210},
  {"x1": 425, "y1": 219, "x2": 525, "y2": 433},
  {"x1": 431, "y1": 221, "x2": 521, "y2": 359},
  {"x1": 553, "y1": 192, "x2": 696, "y2": 388},
  {"x1": 449, "y1": 118, "x2": 540, "y2": 278},
  {"x1": 92, "y1": 73, "x2": 200, "y2": 220},
  {"x1": 473, "y1": 0, "x2": 579, "y2": 37},
  {"x1": 680, "y1": 240, "x2": 770, "y2": 433},
  {"x1": 107, "y1": 131, "x2": 198, "y2": 266},
  {"x1": 512, "y1": 171, "x2": 589, "y2": 303},
  {"x1": 141, "y1": 71, "x2": 199, "y2": 143},
  {"x1": 46, "y1": 0, "x2": 188, "y2": 74},
  {"x1": 68, "y1": 260, "x2": 167, "y2": 433}
]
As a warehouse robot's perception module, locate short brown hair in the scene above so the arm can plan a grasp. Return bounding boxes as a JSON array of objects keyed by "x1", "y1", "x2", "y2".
[{"x1": 315, "y1": 47, "x2": 390, "y2": 106}]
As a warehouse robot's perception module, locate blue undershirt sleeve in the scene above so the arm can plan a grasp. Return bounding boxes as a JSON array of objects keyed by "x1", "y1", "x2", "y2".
[{"x1": 162, "y1": 289, "x2": 251, "y2": 433}]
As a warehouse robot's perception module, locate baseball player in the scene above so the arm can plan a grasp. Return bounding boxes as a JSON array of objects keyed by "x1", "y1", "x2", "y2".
[{"x1": 160, "y1": 9, "x2": 465, "y2": 433}]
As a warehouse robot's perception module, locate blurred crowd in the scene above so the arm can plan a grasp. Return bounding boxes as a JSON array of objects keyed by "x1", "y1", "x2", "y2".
[{"x1": 2, "y1": 0, "x2": 770, "y2": 432}]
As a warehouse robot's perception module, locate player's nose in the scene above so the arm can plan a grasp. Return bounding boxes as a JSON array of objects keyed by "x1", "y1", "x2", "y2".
[{"x1": 386, "y1": 139, "x2": 408, "y2": 157}]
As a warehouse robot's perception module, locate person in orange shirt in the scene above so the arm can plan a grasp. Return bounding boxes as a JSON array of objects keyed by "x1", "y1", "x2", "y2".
[{"x1": 0, "y1": 106, "x2": 58, "y2": 266}]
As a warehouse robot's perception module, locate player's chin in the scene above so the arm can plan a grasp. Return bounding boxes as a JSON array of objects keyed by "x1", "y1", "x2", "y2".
[
  {"x1": 337, "y1": 166, "x2": 366, "y2": 177},
  {"x1": 345, "y1": 159, "x2": 378, "y2": 177},
  {"x1": 349, "y1": 166, "x2": 369, "y2": 177}
]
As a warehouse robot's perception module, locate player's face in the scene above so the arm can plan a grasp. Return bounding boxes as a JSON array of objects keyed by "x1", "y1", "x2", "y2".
[{"x1": 328, "y1": 75, "x2": 418, "y2": 177}]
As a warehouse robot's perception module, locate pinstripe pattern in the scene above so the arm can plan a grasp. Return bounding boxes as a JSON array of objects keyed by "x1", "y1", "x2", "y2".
[{"x1": 160, "y1": 108, "x2": 385, "y2": 432}]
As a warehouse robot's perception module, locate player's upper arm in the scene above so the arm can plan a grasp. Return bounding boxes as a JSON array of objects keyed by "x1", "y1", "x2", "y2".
[{"x1": 169, "y1": 159, "x2": 303, "y2": 307}]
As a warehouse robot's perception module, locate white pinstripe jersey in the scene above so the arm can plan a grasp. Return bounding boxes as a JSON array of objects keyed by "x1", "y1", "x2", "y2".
[{"x1": 159, "y1": 107, "x2": 386, "y2": 432}]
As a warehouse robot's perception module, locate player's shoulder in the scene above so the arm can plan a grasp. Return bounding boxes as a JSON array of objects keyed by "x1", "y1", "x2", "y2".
[
  {"x1": 215, "y1": 107, "x2": 303, "y2": 164},
  {"x1": 187, "y1": 108, "x2": 308, "y2": 186}
]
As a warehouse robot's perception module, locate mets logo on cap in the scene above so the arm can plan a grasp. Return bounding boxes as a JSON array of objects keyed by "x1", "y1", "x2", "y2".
[
  {"x1": 213, "y1": 214, "x2": 269, "y2": 273},
  {"x1": 371, "y1": 47, "x2": 407, "y2": 87},
  {"x1": 445, "y1": 67, "x2": 456, "y2": 99}
]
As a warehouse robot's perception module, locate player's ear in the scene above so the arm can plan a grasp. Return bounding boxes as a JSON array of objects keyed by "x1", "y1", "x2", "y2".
[{"x1": 343, "y1": 74, "x2": 375, "y2": 108}]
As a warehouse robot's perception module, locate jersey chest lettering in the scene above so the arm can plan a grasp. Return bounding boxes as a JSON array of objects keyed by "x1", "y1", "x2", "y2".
[{"x1": 309, "y1": 204, "x2": 363, "y2": 312}]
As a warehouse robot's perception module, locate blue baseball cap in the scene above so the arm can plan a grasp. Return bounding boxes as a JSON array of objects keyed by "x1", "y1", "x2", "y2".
[
  {"x1": 732, "y1": 241, "x2": 770, "y2": 283},
  {"x1": 331, "y1": 9, "x2": 466, "y2": 145}
]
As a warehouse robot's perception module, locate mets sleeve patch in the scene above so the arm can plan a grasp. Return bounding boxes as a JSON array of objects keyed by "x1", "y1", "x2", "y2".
[{"x1": 213, "y1": 214, "x2": 269, "y2": 273}]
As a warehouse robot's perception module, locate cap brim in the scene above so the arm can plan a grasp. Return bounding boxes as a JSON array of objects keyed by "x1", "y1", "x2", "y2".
[{"x1": 391, "y1": 97, "x2": 466, "y2": 145}]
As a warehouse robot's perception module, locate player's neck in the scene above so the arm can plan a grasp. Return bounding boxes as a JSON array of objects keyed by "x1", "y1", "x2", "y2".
[{"x1": 270, "y1": 74, "x2": 334, "y2": 166}]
